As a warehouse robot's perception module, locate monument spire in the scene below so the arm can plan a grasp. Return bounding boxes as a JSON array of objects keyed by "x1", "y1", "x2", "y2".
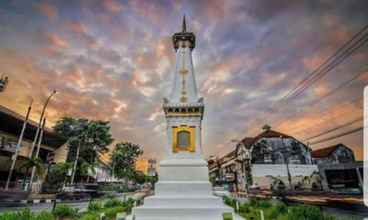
[
  {"x1": 182, "y1": 15, "x2": 187, "y2": 32},
  {"x1": 169, "y1": 17, "x2": 199, "y2": 104},
  {"x1": 133, "y1": 17, "x2": 233, "y2": 220}
]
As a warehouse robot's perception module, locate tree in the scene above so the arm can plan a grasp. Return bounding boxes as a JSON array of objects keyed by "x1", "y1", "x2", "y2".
[
  {"x1": 20, "y1": 157, "x2": 46, "y2": 188},
  {"x1": 42, "y1": 162, "x2": 71, "y2": 193},
  {"x1": 53, "y1": 117, "x2": 114, "y2": 183},
  {"x1": 110, "y1": 142, "x2": 143, "y2": 180}
]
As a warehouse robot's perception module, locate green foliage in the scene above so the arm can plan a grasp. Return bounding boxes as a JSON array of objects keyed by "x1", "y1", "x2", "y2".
[
  {"x1": 223, "y1": 196, "x2": 237, "y2": 209},
  {"x1": 284, "y1": 205, "x2": 333, "y2": 220},
  {"x1": 19, "y1": 157, "x2": 46, "y2": 179},
  {"x1": 79, "y1": 213, "x2": 99, "y2": 220},
  {"x1": 104, "y1": 198, "x2": 124, "y2": 208},
  {"x1": 43, "y1": 162, "x2": 71, "y2": 193},
  {"x1": 52, "y1": 204, "x2": 79, "y2": 219},
  {"x1": 88, "y1": 200, "x2": 103, "y2": 212},
  {"x1": 264, "y1": 202, "x2": 287, "y2": 219},
  {"x1": 53, "y1": 117, "x2": 114, "y2": 182},
  {"x1": 223, "y1": 212, "x2": 233, "y2": 220},
  {"x1": 0, "y1": 209, "x2": 55, "y2": 220},
  {"x1": 236, "y1": 200, "x2": 342, "y2": 220},
  {"x1": 110, "y1": 142, "x2": 143, "y2": 180},
  {"x1": 124, "y1": 198, "x2": 135, "y2": 214},
  {"x1": 104, "y1": 207, "x2": 125, "y2": 220}
]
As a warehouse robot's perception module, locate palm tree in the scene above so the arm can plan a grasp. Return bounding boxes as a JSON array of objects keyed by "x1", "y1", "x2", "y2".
[{"x1": 20, "y1": 157, "x2": 46, "y2": 190}]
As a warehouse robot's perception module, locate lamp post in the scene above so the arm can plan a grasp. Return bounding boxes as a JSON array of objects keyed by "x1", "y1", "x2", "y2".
[
  {"x1": 0, "y1": 75, "x2": 8, "y2": 92},
  {"x1": 27, "y1": 90, "x2": 56, "y2": 191},
  {"x1": 28, "y1": 90, "x2": 57, "y2": 158}
]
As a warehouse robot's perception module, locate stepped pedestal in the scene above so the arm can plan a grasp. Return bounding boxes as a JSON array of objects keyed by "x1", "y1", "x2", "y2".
[{"x1": 132, "y1": 158, "x2": 233, "y2": 220}]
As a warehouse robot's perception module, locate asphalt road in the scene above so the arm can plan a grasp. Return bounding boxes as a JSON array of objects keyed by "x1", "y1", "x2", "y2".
[{"x1": 0, "y1": 201, "x2": 90, "y2": 213}]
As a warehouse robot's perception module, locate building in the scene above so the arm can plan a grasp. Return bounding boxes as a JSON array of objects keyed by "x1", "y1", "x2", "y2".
[
  {"x1": 312, "y1": 143, "x2": 355, "y2": 165},
  {"x1": 147, "y1": 159, "x2": 157, "y2": 177},
  {"x1": 0, "y1": 105, "x2": 68, "y2": 191},
  {"x1": 210, "y1": 126, "x2": 319, "y2": 191},
  {"x1": 312, "y1": 144, "x2": 362, "y2": 193}
]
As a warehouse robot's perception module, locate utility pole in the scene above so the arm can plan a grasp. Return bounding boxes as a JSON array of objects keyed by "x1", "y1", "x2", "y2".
[{"x1": 5, "y1": 99, "x2": 33, "y2": 190}]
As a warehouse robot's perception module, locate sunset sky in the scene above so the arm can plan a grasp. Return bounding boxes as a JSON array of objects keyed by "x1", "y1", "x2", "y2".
[{"x1": 0, "y1": 0, "x2": 367, "y2": 161}]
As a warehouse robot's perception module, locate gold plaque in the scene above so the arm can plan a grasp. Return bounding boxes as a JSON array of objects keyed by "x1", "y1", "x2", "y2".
[{"x1": 172, "y1": 125, "x2": 195, "y2": 153}]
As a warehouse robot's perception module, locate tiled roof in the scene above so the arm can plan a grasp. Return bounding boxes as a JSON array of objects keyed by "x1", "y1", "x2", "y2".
[
  {"x1": 311, "y1": 144, "x2": 344, "y2": 158},
  {"x1": 240, "y1": 129, "x2": 293, "y2": 148}
]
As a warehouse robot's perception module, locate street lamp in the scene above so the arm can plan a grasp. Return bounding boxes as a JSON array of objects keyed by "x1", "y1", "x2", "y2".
[
  {"x1": 27, "y1": 90, "x2": 57, "y2": 191},
  {"x1": 0, "y1": 75, "x2": 8, "y2": 92}
]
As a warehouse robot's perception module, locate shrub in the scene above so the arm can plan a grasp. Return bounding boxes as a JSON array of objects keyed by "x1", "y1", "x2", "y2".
[
  {"x1": 123, "y1": 198, "x2": 135, "y2": 214},
  {"x1": 0, "y1": 209, "x2": 55, "y2": 220},
  {"x1": 223, "y1": 196, "x2": 237, "y2": 209},
  {"x1": 104, "y1": 207, "x2": 125, "y2": 220},
  {"x1": 0, "y1": 211, "x2": 18, "y2": 220},
  {"x1": 104, "y1": 198, "x2": 124, "y2": 208},
  {"x1": 265, "y1": 202, "x2": 287, "y2": 219},
  {"x1": 33, "y1": 211, "x2": 55, "y2": 220},
  {"x1": 79, "y1": 213, "x2": 99, "y2": 220},
  {"x1": 88, "y1": 201, "x2": 103, "y2": 212},
  {"x1": 52, "y1": 204, "x2": 78, "y2": 219},
  {"x1": 223, "y1": 212, "x2": 233, "y2": 220},
  {"x1": 287, "y1": 205, "x2": 324, "y2": 220}
]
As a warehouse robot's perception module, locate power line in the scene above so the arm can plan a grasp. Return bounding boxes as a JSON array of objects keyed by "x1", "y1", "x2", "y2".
[
  {"x1": 277, "y1": 23, "x2": 368, "y2": 104},
  {"x1": 308, "y1": 70, "x2": 365, "y2": 106},
  {"x1": 302, "y1": 117, "x2": 363, "y2": 142},
  {"x1": 309, "y1": 126, "x2": 363, "y2": 145},
  {"x1": 281, "y1": 95, "x2": 363, "y2": 136},
  {"x1": 288, "y1": 35, "x2": 368, "y2": 99}
]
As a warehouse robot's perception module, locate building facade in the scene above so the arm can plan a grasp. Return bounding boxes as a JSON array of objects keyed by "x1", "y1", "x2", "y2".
[
  {"x1": 312, "y1": 144, "x2": 362, "y2": 193},
  {"x1": 312, "y1": 143, "x2": 355, "y2": 165},
  {"x1": 0, "y1": 105, "x2": 68, "y2": 191},
  {"x1": 210, "y1": 126, "x2": 319, "y2": 191}
]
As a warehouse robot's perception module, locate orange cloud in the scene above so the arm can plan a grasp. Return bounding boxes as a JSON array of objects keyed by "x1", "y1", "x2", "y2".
[
  {"x1": 277, "y1": 99, "x2": 362, "y2": 138},
  {"x1": 35, "y1": 2, "x2": 58, "y2": 20},
  {"x1": 66, "y1": 21, "x2": 87, "y2": 35},
  {"x1": 46, "y1": 33, "x2": 69, "y2": 49},
  {"x1": 358, "y1": 71, "x2": 368, "y2": 82},
  {"x1": 103, "y1": 0, "x2": 124, "y2": 14},
  {"x1": 313, "y1": 83, "x2": 329, "y2": 97}
]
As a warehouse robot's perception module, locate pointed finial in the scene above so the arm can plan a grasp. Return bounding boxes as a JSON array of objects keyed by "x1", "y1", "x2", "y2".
[{"x1": 182, "y1": 15, "x2": 187, "y2": 32}]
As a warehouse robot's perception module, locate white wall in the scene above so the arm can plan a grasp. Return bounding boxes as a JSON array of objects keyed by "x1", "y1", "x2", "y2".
[
  {"x1": 253, "y1": 164, "x2": 318, "y2": 177},
  {"x1": 252, "y1": 164, "x2": 318, "y2": 189}
]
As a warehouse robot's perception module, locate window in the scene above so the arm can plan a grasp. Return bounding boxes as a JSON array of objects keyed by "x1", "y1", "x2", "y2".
[{"x1": 177, "y1": 131, "x2": 190, "y2": 149}]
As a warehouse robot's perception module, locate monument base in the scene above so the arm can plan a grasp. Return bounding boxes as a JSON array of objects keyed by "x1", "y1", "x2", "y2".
[{"x1": 132, "y1": 158, "x2": 233, "y2": 220}]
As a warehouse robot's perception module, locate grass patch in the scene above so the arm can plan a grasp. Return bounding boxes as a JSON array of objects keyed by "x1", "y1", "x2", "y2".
[{"x1": 223, "y1": 196, "x2": 360, "y2": 220}]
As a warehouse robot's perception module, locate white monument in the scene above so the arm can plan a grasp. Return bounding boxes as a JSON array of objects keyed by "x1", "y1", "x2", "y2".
[{"x1": 132, "y1": 17, "x2": 233, "y2": 220}]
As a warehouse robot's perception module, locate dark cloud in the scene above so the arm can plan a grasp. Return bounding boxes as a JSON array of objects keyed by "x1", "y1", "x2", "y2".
[{"x1": 0, "y1": 0, "x2": 366, "y2": 160}]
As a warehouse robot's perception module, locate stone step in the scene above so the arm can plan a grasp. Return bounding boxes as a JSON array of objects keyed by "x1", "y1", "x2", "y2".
[
  {"x1": 143, "y1": 195, "x2": 224, "y2": 207},
  {"x1": 155, "y1": 181, "x2": 213, "y2": 196},
  {"x1": 133, "y1": 206, "x2": 233, "y2": 220}
]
